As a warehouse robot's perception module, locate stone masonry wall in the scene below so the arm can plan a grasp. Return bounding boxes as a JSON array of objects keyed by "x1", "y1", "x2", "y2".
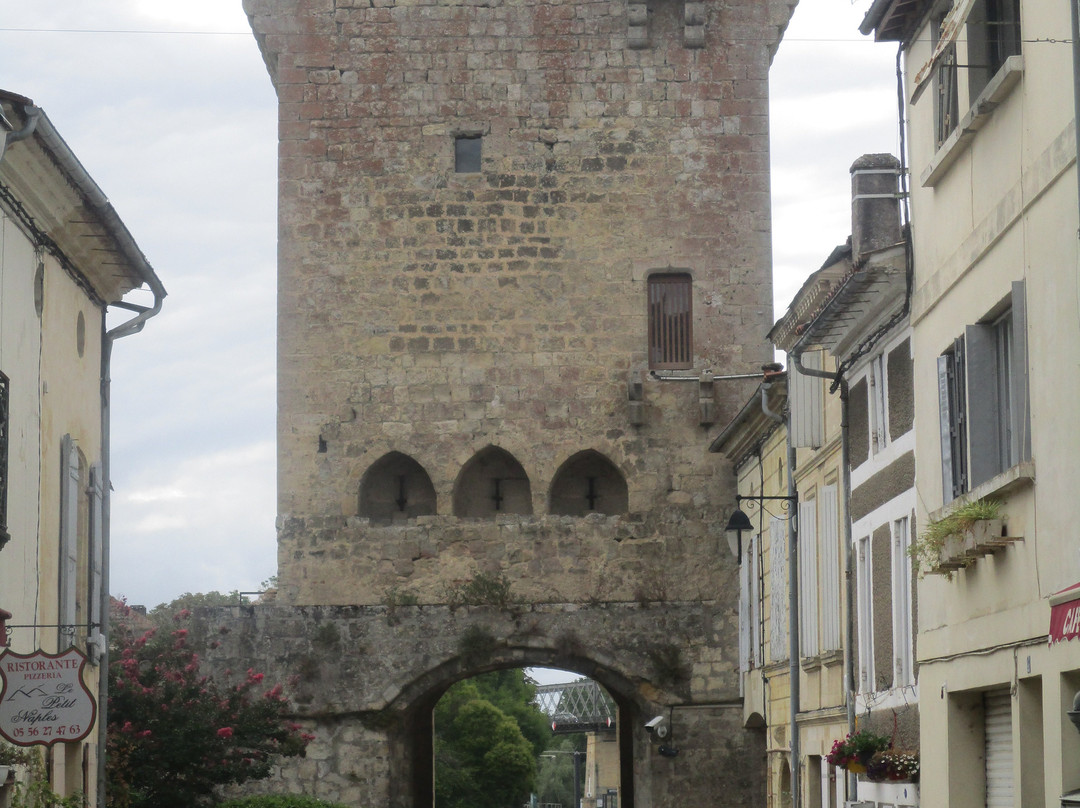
[
  {"x1": 197, "y1": 601, "x2": 749, "y2": 807},
  {"x1": 238, "y1": 0, "x2": 796, "y2": 804}
]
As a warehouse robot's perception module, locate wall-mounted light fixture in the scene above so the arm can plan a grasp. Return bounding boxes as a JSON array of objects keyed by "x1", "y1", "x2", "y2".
[
  {"x1": 1068, "y1": 690, "x2": 1080, "y2": 735},
  {"x1": 723, "y1": 493, "x2": 797, "y2": 564}
]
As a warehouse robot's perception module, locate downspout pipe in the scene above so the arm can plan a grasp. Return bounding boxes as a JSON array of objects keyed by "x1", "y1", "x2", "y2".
[
  {"x1": 97, "y1": 291, "x2": 163, "y2": 805},
  {"x1": 786, "y1": 426, "x2": 800, "y2": 808},
  {"x1": 789, "y1": 350, "x2": 853, "y2": 800},
  {"x1": 0, "y1": 104, "x2": 40, "y2": 164},
  {"x1": 1072, "y1": 0, "x2": 1080, "y2": 234}
]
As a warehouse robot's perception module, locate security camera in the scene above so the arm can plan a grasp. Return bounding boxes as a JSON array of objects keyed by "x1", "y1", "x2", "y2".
[{"x1": 644, "y1": 715, "x2": 669, "y2": 739}]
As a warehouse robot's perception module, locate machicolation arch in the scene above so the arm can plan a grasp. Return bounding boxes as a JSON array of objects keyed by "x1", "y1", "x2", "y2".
[
  {"x1": 358, "y1": 451, "x2": 438, "y2": 522},
  {"x1": 549, "y1": 449, "x2": 629, "y2": 516},
  {"x1": 452, "y1": 446, "x2": 533, "y2": 517}
]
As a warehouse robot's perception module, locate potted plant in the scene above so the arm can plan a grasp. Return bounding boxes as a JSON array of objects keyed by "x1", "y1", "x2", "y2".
[
  {"x1": 826, "y1": 729, "x2": 891, "y2": 773},
  {"x1": 909, "y1": 498, "x2": 1004, "y2": 576},
  {"x1": 866, "y1": 749, "x2": 920, "y2": 782}
]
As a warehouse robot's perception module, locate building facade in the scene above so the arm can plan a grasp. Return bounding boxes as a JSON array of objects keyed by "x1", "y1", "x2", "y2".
[
  {"x1": 0, "y1": 91, "x2": 164, "y2": 806},
  {"x1": 860, "y1": 0, "x2": 1080, "y2": 801}
]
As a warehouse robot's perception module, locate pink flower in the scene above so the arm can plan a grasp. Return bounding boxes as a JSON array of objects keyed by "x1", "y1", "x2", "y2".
[{"x1": 216, "y1": 727, "x2": 234, "y2": 739}]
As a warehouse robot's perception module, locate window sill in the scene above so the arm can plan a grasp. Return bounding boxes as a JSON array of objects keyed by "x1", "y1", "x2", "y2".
[
  {"x1": 931, "y1": 459, "x2": 1035, "y2": 523},
  {"x1": 921, "y1": 55, "x2": 1024, "y2": 188}
]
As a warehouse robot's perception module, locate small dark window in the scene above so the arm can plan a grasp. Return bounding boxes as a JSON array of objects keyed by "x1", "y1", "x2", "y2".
[
  {"x1": 455, "y1": 135, "x2": 482, "y2": 173},
  {"x1": 648, "y1": 273, "x2": 693, "y2": 369}
]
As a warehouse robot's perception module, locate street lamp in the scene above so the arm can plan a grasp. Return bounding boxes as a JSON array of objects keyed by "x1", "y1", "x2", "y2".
[{"x1": 724, "y1": 493, "x2": 798, "y2": 563}]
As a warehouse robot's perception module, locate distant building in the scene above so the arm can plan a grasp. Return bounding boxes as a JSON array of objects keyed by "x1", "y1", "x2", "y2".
[
  {"x1": 0, "y1": 90, "x2": 164, "y2": 806},
  {"x1": 860, "y1": 0, "x2": 1080, "y2": 800}
]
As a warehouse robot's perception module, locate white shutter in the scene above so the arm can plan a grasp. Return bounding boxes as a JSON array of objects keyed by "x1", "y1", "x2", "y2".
[
  {"x1": 790, "y1": 350, "x2": 824, "y2": 449},
  {"x1": 891, "y1": 517, "x2": 913, "y2": 686},
  {"x1": 856, "y1": 536, "x2": 873, "y2": 692},
  {"x1": 984, "y1": 688, "x2": 1014, "y2": 808},
  {"x1": 740, "y1": 547, "x2": 751, "y2": 673},
  {"x1": 819, "y1": 485, "x2": 841, "y2": 651},
  {"x1": 59, "y1": 435, "x2": 79, "y2": 648},
  {"x1": 798, "y1": 499, "x2": 818, "y2": 657},
  {"x1": 770, "y1": 516, "x2": 789, "y2": 661}
]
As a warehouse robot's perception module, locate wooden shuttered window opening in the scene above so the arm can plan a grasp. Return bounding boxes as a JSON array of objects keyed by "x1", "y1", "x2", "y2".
[{"x1": 648, "y1": 273, "x2": 693, "y2": 369}]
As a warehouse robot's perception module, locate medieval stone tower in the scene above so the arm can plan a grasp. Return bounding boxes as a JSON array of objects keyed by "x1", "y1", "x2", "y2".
[{"x1": 221, "y1": 0, "x2": 796, "y2": 805}]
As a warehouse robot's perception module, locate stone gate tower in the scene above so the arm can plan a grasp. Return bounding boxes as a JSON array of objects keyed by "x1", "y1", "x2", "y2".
[{"x1": 230, "y1": 0, "x2": 796, "y2": 805}]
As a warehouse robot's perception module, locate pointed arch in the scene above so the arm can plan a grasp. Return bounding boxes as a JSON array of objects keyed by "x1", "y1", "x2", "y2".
[
  {"x1": 452, "y1": 446, "x2": 533, "y2": 517},
  {"x1": 358, "y1": 451, "x2": 437, "y2": 522},
  {"x1": 549, "y1": 450, "x2": 628, "y2": 516}
]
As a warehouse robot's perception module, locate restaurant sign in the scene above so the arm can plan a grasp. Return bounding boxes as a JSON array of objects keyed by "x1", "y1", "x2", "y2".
[
  {"x1": 0, "y1": 648, "x2": 96, "y2": 745},
  {"x1": 1050, "y1": 582, "x2": 1080, "y2": 646}
]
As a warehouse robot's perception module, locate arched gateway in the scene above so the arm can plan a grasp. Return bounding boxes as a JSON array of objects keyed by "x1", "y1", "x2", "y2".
[{"x1": 215, "y1": 0, "x2": 797, "y2": 803}]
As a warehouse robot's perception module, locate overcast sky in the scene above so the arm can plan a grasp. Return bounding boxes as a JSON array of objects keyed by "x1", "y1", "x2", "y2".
[{"x1": 0, "y1": 0, "x2": 899, "y2": 611}]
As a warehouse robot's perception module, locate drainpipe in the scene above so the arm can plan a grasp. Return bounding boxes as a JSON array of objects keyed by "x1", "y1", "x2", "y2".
[
  {"x1": 97, "y1": 292, "x2": 163, "y2": 805},
  {"x1": 0, "y1": 104, "x2": 40, "y2": 163},
  {"x1": 1072, "y1": 0, "x2": 1080, "y2": 233},
  {"x1": 786, "y1": 427, "x2": 800, "y2": 808}
]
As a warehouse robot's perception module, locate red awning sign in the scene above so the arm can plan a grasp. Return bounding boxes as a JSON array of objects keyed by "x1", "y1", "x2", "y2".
[{"x1": 1049, "y1": 582, "x2": 1080, "y2": 646}]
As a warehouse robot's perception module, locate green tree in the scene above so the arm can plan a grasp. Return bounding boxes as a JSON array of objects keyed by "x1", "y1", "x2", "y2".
[
  {"x1": 434, "y1": 671, "x2": 549, "y2": 808},
  {"x1": 107, "y1": 603, "x2": 309, "y2": 808}
]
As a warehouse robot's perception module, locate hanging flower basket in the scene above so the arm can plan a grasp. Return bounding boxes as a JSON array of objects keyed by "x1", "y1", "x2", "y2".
[
  {"x1": 866, "y1": 750, "x2": 920, "y2": 782},
  {"x1": 826, "y1": 730, "x2": 891, "y2": 772}
]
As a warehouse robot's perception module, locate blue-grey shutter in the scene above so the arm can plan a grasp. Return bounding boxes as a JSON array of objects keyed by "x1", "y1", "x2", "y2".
[
  {"x1": 1010, "y1": 280, "x2": 1031, "y2": 462},
  {"x1": 798, "y1": 498, "x2": 818, "y2": 657},
  {"x1": 966, "y1": 322, "x2": 1000, "y2": 489},
  {"x1": 938, "y1": 355, "x2": 956, "y2": 503}
]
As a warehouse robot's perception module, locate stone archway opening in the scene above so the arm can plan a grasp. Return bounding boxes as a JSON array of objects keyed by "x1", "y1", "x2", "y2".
[
  {"x1": 548, "y1": 450, "x2": 628, "y2": 516},
  {"x1": 389, "y1": 657, "x2": 638, "y2": 808},
  {"x1": 452, "y1": 446, "x2": 533, "y2": 517},
  {"x1": 358, "y1": 451, "x2": 437, "y2": 522}
]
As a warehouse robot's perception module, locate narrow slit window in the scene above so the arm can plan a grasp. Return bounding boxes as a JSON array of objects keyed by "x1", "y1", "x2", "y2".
[
  {"x1": 648, "y1": 273, "x2": 693, "y2": 369},
  {"x1": 454, "y1": 135, "x2": 482, "y2": 173}
]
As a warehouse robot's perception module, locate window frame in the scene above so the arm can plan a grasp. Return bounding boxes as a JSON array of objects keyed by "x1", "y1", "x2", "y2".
[
  {"x1": 647, "y1": 272, "x2": 693, "y2": 370},
  {"x1": 941, "y1": 281, "x2": 1030, "y2": 502}
]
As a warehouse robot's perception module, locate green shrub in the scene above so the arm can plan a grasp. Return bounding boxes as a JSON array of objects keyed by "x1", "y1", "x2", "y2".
[{"x1": 216, "y1": 797, "x2": 349, "y2": 808}]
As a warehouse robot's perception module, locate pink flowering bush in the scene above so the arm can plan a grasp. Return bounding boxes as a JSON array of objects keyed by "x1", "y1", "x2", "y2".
[{"x1": 107, "y1": 602, "x2": 309, "y2": 808}]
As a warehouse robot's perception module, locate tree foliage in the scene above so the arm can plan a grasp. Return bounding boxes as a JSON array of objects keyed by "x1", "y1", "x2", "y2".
[
  {"x1": 434, "y1": 671, "x2": 550, "y2": 808},
  {"x1": 107, "y1": 604, "x2": 310, "y2": 808}
]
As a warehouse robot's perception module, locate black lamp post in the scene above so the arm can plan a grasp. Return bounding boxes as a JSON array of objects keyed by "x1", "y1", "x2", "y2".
[{"x1": 724, "y1": 493, "x2": 797, "y2": 564}]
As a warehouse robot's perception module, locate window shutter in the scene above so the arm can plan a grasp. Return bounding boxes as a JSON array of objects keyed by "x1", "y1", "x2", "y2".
[
  {"x1": 59, "y1": 435, "x2": 79, "y2": 648},
  {"x1": 740, "y1": 548, "x2": 751, "y2": 673},
  {"x1": 88, "y1": 463, "x2": 104, "y2": 663},
  {"x1": 798, "y1": 499, "x2": 818, "y2": 657},
  {"x1": 937, "y1": 354, "x2": 955, "y2": 504},
  {"x1": 966, "y1": 322, "x2": 1001, "y2": 489},
  {"x1": 790, "y1": 351, "x2": 824, "y2": 449},
  {"x1": 819, "y1": 485, "x2": 841, "y2": 651},
  {"x1": 770, "y1": 516, "x2": 789, "y2": 661},
  {"x1": 648, "y1": 274, "x2": 693, "y2": 369},
  {"x1": 1010, "y1": 280, "x2": 1031, "y2": 462}
]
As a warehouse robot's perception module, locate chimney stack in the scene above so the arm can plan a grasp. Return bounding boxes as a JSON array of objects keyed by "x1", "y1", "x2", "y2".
[{"x1": 850, "y1": 153, "x2": 902, "y2": 263}]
